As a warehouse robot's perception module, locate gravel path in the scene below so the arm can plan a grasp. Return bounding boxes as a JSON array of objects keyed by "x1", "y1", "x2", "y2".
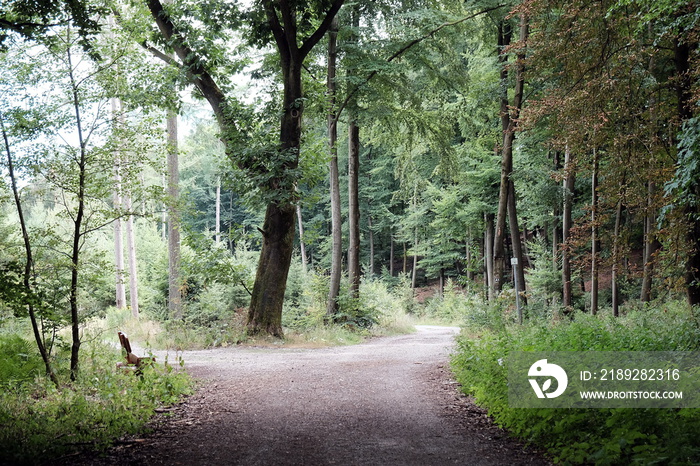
[{"x1": 77, "y1": 326, "x2": 548, "y2": 465}]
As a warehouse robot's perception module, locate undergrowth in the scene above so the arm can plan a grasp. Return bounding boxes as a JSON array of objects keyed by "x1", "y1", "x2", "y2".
[
  {"x1": 451, "y1": 298, "x2": 700, "y2": 464},
  {"x1": 0, "y1": 334, "x2": 192, "y2": 465}
]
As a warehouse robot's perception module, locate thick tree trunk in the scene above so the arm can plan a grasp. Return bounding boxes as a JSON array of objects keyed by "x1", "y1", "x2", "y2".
[
  {"x1": 347, "y1": 119, "x2": 361, "y2": 298},
  {"x1": 167, "y1": 110, "x2": 182, "y2": 319},
  {"x1": 562, "y1": 147, "x2": 575, "y2": 311},
  {"x1": 327, "y1": 17, "x2": 342, "y2": 316},
  {"x1": 248, "y1": 202, "x2": 296, "y2": 336}
]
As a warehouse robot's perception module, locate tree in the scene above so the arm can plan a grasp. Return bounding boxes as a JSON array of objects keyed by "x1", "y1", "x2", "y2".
[{"x1": 147, "y1": 0, "x2": 344, "y2": 336}]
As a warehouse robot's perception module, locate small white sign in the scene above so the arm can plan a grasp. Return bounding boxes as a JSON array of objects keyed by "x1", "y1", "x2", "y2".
[{"x1": 511, "y1": 257, "x2": 518, "y2": 265}]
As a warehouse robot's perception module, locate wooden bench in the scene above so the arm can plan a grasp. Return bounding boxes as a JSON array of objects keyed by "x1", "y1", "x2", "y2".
[{"x1": 117, "y1": 331, "x2": 155, "y2": 373}]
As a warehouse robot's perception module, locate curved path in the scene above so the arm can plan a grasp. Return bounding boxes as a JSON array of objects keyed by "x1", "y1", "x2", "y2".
[{"x1": 82, "y1": 326, "x2": 547, "y2": 465}]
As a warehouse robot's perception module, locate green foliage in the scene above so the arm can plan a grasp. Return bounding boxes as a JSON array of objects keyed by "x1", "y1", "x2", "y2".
[
  {"x1": 0, "y1": 336, "x2": 192, "y2": 464},
  {"x1": 451, "y1": 302, "x2": 700, "y2": 465}
]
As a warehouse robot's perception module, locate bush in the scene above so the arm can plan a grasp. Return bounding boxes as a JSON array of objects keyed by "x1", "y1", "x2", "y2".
[
  {"x1": 451, "y1": 302, "x2": 700, "y2": 465},
  {"x1": 0, "y1": 336, "x2": 192, "y2": 464}
]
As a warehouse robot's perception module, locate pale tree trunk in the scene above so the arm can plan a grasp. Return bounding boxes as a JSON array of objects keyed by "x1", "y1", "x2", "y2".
[
  {"x1": 466, "y1": 227, "x2": 473, "y2": 282},
  {"x1": 111, "y1": 97, "x2": 127, "y2": 310},
  {"x1": 562, "y1": 146, "x2": 575, "y2": 311},
  {"x1": 591, "y1": 150, "x2": 599, "y2": 315},
  {"x1": 612, "y1": 198, "x2": 623, "y2": 317},
  {"x1": 216, "y1": 176, "x2": 221, "y2": 245},
  {"x1": 124, "y1": 192, "x2": 139, "y2": 318},
  {"x1": 327, "y1": 17, "x2": 342, "y2": 316},
  {"x1": 296, "y1": 203, "x2": 308, "y2": 274},
  {"x1": 485, "y1": 213, "x2": 495, "y2": 300},
  {"x1": 403, "y1": 242, "x2": 407, "y2": 274},
  {"x1": 640, "y1": 181, "x2": 660, "y2": 301},
  {"x1": 167, "y1": 110, "x2": 182, "y2": 319},
  {"x1": 508, "y1": 179, "x2": 527, "y2": 305}
]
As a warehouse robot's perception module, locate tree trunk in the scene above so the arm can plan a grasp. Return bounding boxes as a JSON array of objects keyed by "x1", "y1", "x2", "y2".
[
  {"x1": 347, "y1": 119, "x2": 361, "y2": 298},
  {"x1": 591, "y1": 150, "x2": 599, "y2": 315},
  {"x1": 368, "y1": 214, "x2": 375, "y2": 277},
  {"x1": 125, "y1": 193, "x2": 139, "y2": 318},
  {"x1": 67, "y1": 45, "x2": 85, "y2": 381},
  {"x1": 215, "y1": 176, "x2": 221, "y2": 245},
  {"x1": 1, "y1": 114, "x2": 59, "y2": 387},
  {"x1": 612, "y1": 198, "x2": 623, "y2": 317},
  {"x1": 327, "y1": 17, "x2": 341, "y2": 317},
  {"x1": 485, "y1": 212, "x2": 495, "y2": 300},
  {"x1": 111, "y1": 97, "x2": 127, "y2": 311},
  {"x1": 389, "y1": 233, "x2": 395, "y2": 277},
  {"x1": 562, "y1": 146, "x2": 575, "y2": 311},
  {"x1": 296, "y1": 203, "x2": 307, "y2": 274},
  {"x1": 508, "y1": 179, "x2": 527, "y2": 305},
  {"x1": 149, "y1": 0, "x2": 345, "y2": 336},
  {"x1": 167, "y1": 110, "x2": 182, "y2": 319},
  {"x1": 640, "y1": 181, "x2": 660, "y2": 302},
  {"x1": 346, "y1": 5, "x2": 361, "y2": 300}
]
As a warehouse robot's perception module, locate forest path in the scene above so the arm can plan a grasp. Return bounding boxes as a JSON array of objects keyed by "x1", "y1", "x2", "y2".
[{"x1": 82, "y1": 326, "x2": 547, "y2": 465}]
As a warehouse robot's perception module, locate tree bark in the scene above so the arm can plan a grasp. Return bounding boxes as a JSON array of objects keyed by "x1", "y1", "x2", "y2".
[
  {"x1": 296, "y1": 203, "x2": 307, "y2": 274},
  {"x1": 591, "y1": 150, "x2": 599, "y2": 315},
  {"x1": 111, "y1": 97, "x2": 127, "y2": 310},
  {"x1": 562, "y1": 146, "x2": 575, "y2": 311},
  {"x1": 167, "y1": 110, "x2": 182, "y2": 319},
  {"x1": 326, "y1": 18, "x2": 342, "y2": 316},
  {"x1": 125, "y1": 192, "x2": 139, "y2": 318},
  {"x1": 215, "y1": 176, "x2": 221, "y2": 245},
  {"x1": 485, "y1": 213, "x2": 495, "y2": 300},
  {"x1": 612, "y1": 198, "x2": 623, "y2": 317},
  {"x1": 347, "y1": 5, "x2": 361, "y2": 300},
  {"x1": 508, "y1": 179, "x2": 527, "y2": 305}
]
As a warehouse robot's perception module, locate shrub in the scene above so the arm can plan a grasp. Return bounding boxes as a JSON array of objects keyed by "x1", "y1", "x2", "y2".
[
  {"x1": 451, "y1": 302, "x2": 700, "y2": 464},
  {"x1": 0, "y1": 336, "x2": 192, "y2": 464}
]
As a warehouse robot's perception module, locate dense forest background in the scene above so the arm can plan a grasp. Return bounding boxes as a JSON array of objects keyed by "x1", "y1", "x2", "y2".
[{"x1": 1, "y1": 0, "x2": 699, "y2": 463}]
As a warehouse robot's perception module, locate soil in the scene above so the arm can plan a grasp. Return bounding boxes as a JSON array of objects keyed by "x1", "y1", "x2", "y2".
[{"x1": 65, "y1": 326, "x2": 549, "y2": 465}]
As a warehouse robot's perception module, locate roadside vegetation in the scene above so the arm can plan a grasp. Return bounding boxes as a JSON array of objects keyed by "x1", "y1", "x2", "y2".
[{"x1": 451, "y1": 297, "x2": 700, "y2": 465}]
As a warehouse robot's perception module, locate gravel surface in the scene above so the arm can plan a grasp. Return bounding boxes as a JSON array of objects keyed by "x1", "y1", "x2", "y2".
[{"x1": 68, "y1": 325, "x2": 548, "y2": 465}]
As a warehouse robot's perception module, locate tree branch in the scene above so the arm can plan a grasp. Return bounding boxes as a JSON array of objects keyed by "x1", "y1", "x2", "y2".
[
  {"x1": 334, "y1": 5, "x2": 506, "y2": 122},
  {"x1": 147, "y1": 0, "x2": 231, "y2": 129},
  {"x1": 299, "y1": 0, "x2": 345, "y2": 59}
]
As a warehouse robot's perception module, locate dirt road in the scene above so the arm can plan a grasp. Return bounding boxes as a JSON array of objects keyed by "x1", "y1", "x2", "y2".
[{"x1": 84, "y1": 326, "x2": 547, "y2": 465}]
